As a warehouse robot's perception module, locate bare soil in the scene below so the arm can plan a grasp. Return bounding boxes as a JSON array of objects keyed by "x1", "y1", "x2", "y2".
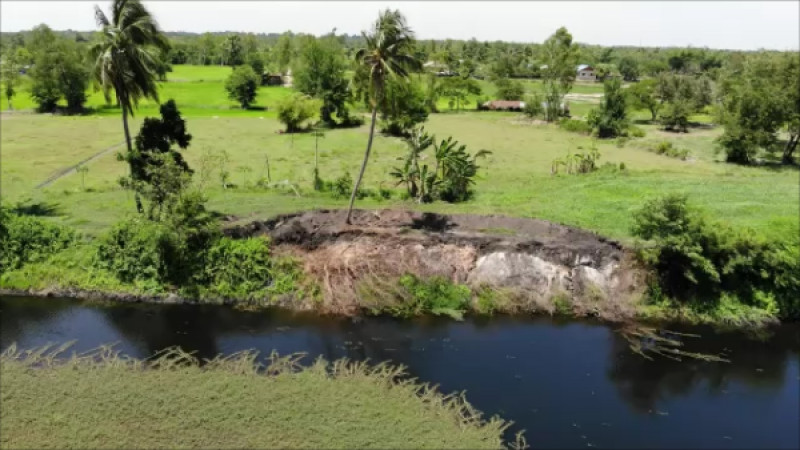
[{"x1": 225, "y1": 209, "x2": 642, "y2": 319}]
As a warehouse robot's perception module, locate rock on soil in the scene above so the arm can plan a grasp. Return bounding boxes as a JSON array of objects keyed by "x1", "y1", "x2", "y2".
[{"x1": 224, "y1": 209, "x2": 644, "y2": 320}]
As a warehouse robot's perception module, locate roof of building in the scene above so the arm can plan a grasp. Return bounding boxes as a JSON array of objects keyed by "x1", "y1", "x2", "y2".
[
  {"x1": 483, "y1": 100, "x2": 526, "y2": 109},
  {"x1": 576, "y1": 64, "x2": 593, "y2": 72}
]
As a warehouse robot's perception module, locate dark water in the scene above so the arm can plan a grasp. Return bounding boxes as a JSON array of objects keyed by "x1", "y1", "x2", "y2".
[{"x1": 1, "y1": 296, "x2": 798, "y2": 449}]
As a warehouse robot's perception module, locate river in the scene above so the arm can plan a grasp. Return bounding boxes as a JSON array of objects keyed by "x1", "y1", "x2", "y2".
[{"x1": 1, "y1": 295, "x2": 798, "y2": 449}]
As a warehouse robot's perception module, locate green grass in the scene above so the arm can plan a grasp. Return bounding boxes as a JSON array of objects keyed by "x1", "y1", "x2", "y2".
[
  {"x1": 2, "y1": 64, "x2": 796, "y2": 244},
  {"x1": 1, "y1": 65, "x2": 294, "y2": 117},
  {"x1": 3, "y1": 111, "x2": 797, "y2": 244},
  {"x1": 0, "y1": 344, "x2": 514, "y2": 449}
]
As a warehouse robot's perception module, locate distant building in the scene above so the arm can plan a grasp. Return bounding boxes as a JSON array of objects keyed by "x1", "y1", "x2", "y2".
[
  {"x1": 262, "y1": 73, "x2": 284, "y2": 86},
  {"x1": 576, "y1": 64, "x2": 596, "y2": 81},
  {"x1": 481, "y1": 100, "x2": 526, "y2": 111}
]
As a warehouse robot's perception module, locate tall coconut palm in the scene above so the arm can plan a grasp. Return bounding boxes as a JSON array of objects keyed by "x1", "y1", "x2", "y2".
[
  {"x1": 90, "y1": 0, "x2": 169, "y2": 199},
  {"x1": 345, "y1": 9, "x2": 420, "y2": 224}
]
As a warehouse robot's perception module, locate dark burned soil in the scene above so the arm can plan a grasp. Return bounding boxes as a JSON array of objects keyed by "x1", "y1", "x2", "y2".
[
  {"x1": 225, "y1": 209, "x2": 644, "y2": 318},
  {"x1": 225, "y1": 209, "x2": 623, "y2": 263}
]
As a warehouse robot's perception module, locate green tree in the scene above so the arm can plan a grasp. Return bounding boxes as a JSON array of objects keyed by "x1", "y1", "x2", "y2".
[
  {"x1": 493, "y1": 78, "x2": 525, "y2": 101},
  {"x1": 1, "y1": 48, "x2": 22, "y2": 110},
  {"x1": 346, "y1": 9, "x2": 420, "y2": 223},
  {"x1": 90, "y1": 0, "x2": 170, "y2": 212},
  {"x1": 587, "y1": 77, "x2": 628, "y2": 138},
  {"x1": 660, "y1": 99, "x2": 692, "y2": 133},
  {"x1": 626, "y1": 79, "x2": 661, "y2": 121},
  {"x1": 222, "y1": 34, "x2": 244, "y2": 66},
  {"x1": 618, "y1": 56, "x2": 639, "y2": 81},
  {"x1": 441, "y1": 76, "x2": 481, "y2": 110},
  {"x1": 225, "y1": 65, "x2": 259, "y2": 108},
  {"x1": 120, "y1": 100, "x2": 193, "y2": 220},
  {"x1": 275, "y1": 33, "x2": 294, "y2": 74},
  {"x1": 276, "y1": 93, "x2": 320, "y2": 132},
  {"x1": 541, "y1": 27, "x2": 579, "y2": 122},
  {"x1": 293, "y1": 35, "x2": 351, "y2": 125}
]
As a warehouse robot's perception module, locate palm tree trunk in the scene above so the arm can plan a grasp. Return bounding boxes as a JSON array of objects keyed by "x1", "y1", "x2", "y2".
[
  {"x1": 345, "y1": 106, "x2": 378, "y2": 224},
  {"x1": 121, "y1": 103, "x2": 143, "y2": 213}
]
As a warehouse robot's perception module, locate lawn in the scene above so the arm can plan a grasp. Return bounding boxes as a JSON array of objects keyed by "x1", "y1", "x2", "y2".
[
  {"x1": 2, "y1": 110, "x2": 796, "y2": 244},
  {"x1": 0, "y1": 346, "x2": 510, "y2": 449},
  {"x1": 2, "y1": 64, "x2": 796, "y2": 244}
]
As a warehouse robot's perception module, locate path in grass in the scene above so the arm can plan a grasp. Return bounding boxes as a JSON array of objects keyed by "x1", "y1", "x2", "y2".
[{"x1": 35, "y1": 141, "x2": 126, "y2": 189}]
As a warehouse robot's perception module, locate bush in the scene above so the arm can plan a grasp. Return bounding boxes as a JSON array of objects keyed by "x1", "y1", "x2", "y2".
[
  {"x1": 587, "y1": 78, "x2": 629, "y2": 138},
  {"x1": 558, "y1": 118, "x2": 591, "y2": 135},
  {"x1": 384, "y1": 275, "x2": 472, "y2": 320},
  {"x1": 277, "y1": 93, "x2": 320, "y2": 132},
  {"x1": 660, "y1": 100, "x2": 691, "y2": 132},
  {"x1": 94, "y1": 218, "x2": 178, "y2": 284},
  {"x1": 494, "y1": 78, "x2": 525, "y2": 101},
  {"x1": 631, "y1": 194, "x2": 799, "y2": 318},
  {"x1": 199, "y1": 236, "x2": 277, "y2": 299},
  {"x1": 522, "y1": 94, "x2": 544, "y2": 118},
  {"x1": 0, "y1": 209, "x2": 76, "y2": 273},
  {"x1": 331, "y1": 172, "x2": 353, "y2": 199},
  {"x1": 650, "y1": 141, "x2": 690, "y2": 160},
  {"x1": 628, "y1": 126, "x2": 646, "y2": 138},
  {"x1": 225, "y1": 65, "x2": 259, "y2": 108}
]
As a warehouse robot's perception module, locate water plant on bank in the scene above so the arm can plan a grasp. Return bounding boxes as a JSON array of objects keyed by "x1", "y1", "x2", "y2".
[{"x1": 0, "y1": 343, "x2": 520, "y2": 449}]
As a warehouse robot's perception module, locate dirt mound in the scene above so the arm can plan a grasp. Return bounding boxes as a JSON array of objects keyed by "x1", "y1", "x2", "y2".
[{"x1": 224, "y1": 209, "x2": 643, "y2": 320}]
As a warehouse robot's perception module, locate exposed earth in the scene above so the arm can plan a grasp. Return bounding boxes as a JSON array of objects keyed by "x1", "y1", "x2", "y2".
[{"x1": 225, "y1": 209, "x2": 646, "y2": 319}]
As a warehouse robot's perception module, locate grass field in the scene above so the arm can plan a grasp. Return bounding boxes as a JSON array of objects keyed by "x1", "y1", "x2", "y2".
[
  {"x1": 2, "y1": 65, "x2": 797, "y2": 244},
  {"x1": 0, "y1": 345, "x2": 511, "y2": 449}
]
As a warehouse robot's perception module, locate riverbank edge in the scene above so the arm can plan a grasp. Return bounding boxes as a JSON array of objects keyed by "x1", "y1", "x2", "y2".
[{"x1": 0, "y1": 283, "x2": 781, "y2": 331}]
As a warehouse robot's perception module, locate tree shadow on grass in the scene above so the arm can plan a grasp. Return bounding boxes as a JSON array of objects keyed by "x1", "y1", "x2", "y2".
[
  {"x1": 9, "y1": 200, "x2": 61, "y2": 217},
  {"x1": 245, "y1": 106, "x2": 267, "y2": 111}
]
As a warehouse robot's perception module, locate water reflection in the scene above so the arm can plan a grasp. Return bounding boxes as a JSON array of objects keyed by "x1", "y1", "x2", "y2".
[{"x1": 1, "y1": 296, "x2": 798, "y2": 449}]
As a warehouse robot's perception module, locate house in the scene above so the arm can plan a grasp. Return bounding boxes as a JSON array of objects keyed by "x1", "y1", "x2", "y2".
[
  {"x1": 262, "y1": 73, "x2": 284, "y2": 86},
  {"x1": 481, "y1": 100, "x2": 526, "y2": 111},
  {"x1": 576, "y1": 64, "x2": 596, "y2": 81}
]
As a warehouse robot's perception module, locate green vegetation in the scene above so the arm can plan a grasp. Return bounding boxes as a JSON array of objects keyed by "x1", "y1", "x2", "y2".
[
  {"x1": 1, "y1": 4, "x2": 798, "y2": 328},
  {"x1": 632, "y1": 194, "x2": 799, "y2": 323},
  {"x1": 224, "y1": 65, "x2": 259, "y2": 108},
  {"x1": 0, "y1": 345, "x2": 515, "y2": 449}
]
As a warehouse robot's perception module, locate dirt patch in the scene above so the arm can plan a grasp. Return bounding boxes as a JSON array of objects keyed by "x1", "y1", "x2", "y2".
[{"x1": 225, "y1": 209, "x2": 645, "y2": 321}]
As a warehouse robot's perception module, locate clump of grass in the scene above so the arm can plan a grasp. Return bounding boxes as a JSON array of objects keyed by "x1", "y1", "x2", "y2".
[
  {"x1": 1, "y1": 343, "x2": 519, "y2": 449},
  {"x1": 364, "y1": 274, "x2": 472, "y2": 320},
  {"x1": 649, "y1": 141, "x2": 690, "y2": 160}
]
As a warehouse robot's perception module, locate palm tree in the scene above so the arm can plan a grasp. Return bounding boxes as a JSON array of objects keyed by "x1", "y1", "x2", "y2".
[
  {"x1": 345, "y1": 9, "x2": 420, "y2": 224},
  {"x1": 90, "y1": 0, "x2": 169, "y2": 209}
]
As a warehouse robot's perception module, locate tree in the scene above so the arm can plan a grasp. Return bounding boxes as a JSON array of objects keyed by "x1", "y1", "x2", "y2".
[
  {"x1": 247, "y1": 53, "x2": 265, "y2": 77},
  {"x1": 293, "y1": 35, "x2": 351, "y2": 125},
  {"x1": 660, "y1": 99, "x2": 692, "y2": 133},
  {"x1": 276, "y1": 93, "x2": 320, "y2": 132},
  {"x1": 494, "y1": 78, "x2": 525, "y2": 101},
  {"x1": 275, "y1": 33, "x2": 293, "y2": 74},
  {"x1": 587, "y1": 77, "x2": 629, "y2": 138},
  {"x1": 222, "y1": 34, "x2": 244, "y2": 66},
  {"x1": 626, "y1": 79, "x2": 661, "y2": 121},
  {"x1": 441, "y1": 76, "x2": 481, "y2": 110},
  {"x1": 618, "y1": 56, "x2": 639, "y2": 81},
  {"x1": 120, "y1": 100, "x2": 193, "y2": 220},
  {"x1": 541, "y1": 27, "x2": 579, "y2": 122},
  {"x1": 390, "y1": 126, "x2": 434, "y2": 202},
  {"x1": 28, "y1": 30, "x2": 89, "y2": 113},
  {"x1": 1, "y1": 48, "x2": 21, "y2": 110},
  {"x1": 90, "y1": 0, "x2": 170, "y2": 212},
  {"x1": 346, "y1": 9, "x2": 420, "y2": 224},
  {"x1": 225, "y1": 65, "x2": 259, "y2": 108}
]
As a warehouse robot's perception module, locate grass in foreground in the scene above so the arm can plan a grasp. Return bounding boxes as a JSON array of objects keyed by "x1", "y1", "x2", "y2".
[{"x1": 0, "y1": 344, "x2": 518, "y2": 449}]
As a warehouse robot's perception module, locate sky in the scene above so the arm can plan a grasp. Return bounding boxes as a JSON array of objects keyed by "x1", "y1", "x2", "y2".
[{"x1": 1, "y1": 1, "x2": 798, "y2": 51}]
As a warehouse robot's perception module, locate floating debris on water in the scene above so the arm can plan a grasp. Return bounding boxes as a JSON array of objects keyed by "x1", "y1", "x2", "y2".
[{"x1": 619, "y1": 325, "x2": 730, "y2": 362}]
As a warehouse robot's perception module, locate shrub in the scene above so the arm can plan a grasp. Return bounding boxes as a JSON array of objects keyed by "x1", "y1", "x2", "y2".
[
  {"x1": 277, "y1": 93, "x2": 320, "y2": 132},
  {"x1": 587, "y1": 77, "x2": 629, "y2": 138},
  {"x1": 388, "y1": 275, "x2": 472, "y2": 320},
  {"x1": 494, "y1": 78, "x2": 525, "y2": 101},
  {"x1": 558, "y1": 118, "x2": 591, "y2": 135},
  {"x1": 650, "y1": 141, "x2": 690, "y2": 160},
  {"x1": 331, "y1": 172, "x2": 353, "y2": 199},
  {"x1": 0, "y1": 209, "x2": 76, "y2": 273},
  {"x1": 225, "y1": 65, "x2": 259, "y2": 108},
  {"x1": 660, "y1": 100, "x2": 691, "y2": 132},
  {"x1": 94, "y1": 218, "x2": 178, "y2": 284},
  {"x1": 522, "y1": 93, "x2": 544, "y2": 118},
  {"x1": 631, "y1": 194, "x2": 799, "y2": 318},
  {"x1": 628, "y1": 126, "x2": 646, "y2": 138},
  {"x1": 199, "y1": 236, "x2": 277, "y2": 299}
]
